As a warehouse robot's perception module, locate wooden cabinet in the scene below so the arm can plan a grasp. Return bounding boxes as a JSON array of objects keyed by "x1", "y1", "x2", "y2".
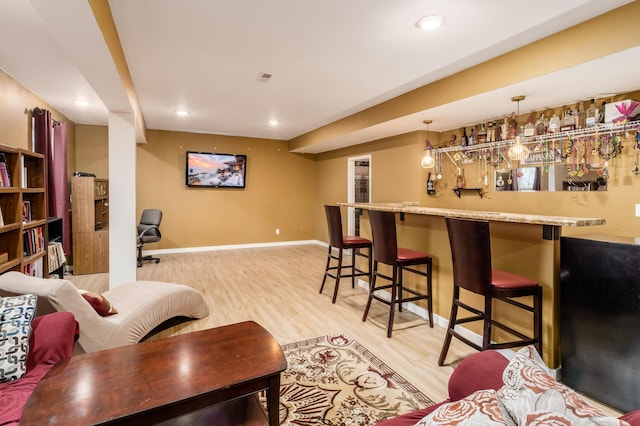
[
  {"x1": 72, "y1": 176, "x2": 109, "y2": 274},
  {"x1": 0, "y1": 145, "x2": 47, "y2": 276}
]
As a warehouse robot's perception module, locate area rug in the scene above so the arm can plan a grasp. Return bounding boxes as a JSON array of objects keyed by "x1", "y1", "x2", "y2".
[{"x1": 276, "y1": 334, "x2": 434, "y2": 425}]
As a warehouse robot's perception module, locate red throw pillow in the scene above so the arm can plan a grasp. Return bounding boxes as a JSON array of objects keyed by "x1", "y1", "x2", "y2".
[{"x1": 79, "y1": 290, "x2": 118, "y2": 316}]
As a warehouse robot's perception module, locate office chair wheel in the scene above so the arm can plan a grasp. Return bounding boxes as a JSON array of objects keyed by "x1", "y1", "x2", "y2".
[
  {"x1": 155, "y1": 259, "x2": 160, "y2": 264},
  {"x1": 137, "y1": 261, "x2": 142, "y2": 267}
]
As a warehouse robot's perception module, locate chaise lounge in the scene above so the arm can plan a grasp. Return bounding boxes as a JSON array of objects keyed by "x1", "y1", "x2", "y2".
[{"x1": 0, "y1": 271, "x2": 209, "y2": 354}]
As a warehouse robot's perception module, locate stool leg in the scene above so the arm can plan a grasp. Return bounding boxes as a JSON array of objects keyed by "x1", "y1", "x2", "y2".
[
  {"x1": 319, "y1": 245, "x2": 332, "y2": 295},
  {"x1": 351, "y1": 248, "x2": 357, "y2": 288},
  {"x1": 397, "y1": 266, "x2": 403, "y2": 313},
  {"x1": 534, "y1": 287, "x2": 543, "y2": 355},
  {"x1": 362, "y1": 261, "x2": 378, "y2": 322},
  {"x1": 367, "y1": 246, "x2": 373, "y2": 285},
  {"x1": 482, "y1": 295, "x2": 492, "y2": 350},
  {"x1": 426, "y1": 259, "x2": 433, "y2": 327},
  {"x1": 438, "y1": 286, "x2": 460, "y2": 366},
  {"x1": 331, "y1": 248, "x2": 343, "y2": 304},
  {"x1": 387, "y1": 266, "x2": 399, "y2": 338}
]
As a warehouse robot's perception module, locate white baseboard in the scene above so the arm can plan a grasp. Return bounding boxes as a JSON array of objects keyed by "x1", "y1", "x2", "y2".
[{"x1": 141, "y1": 239, "x2": 325, "y2": 256}]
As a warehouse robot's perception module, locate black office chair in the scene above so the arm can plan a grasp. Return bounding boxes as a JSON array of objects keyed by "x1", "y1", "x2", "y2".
[{"x1": 137, "y1": 209, "x2": 162, "y2": 267}]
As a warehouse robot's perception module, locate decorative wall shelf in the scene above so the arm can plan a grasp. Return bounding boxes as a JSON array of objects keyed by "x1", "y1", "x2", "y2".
[
  {"x1": 453, "y1": 188, "x2": 483, "y2": 198},
  {"x1": 435, "y1": 121, "x2": 640, "y2": 155}
]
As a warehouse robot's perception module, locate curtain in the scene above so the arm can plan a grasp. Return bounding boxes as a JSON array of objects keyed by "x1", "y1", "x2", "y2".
[{"x1": 33, "y1": 108, "x2": 71, "y2": 255}]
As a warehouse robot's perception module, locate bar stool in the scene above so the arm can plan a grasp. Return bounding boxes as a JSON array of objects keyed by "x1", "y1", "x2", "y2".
[
  {"x1": 319, "y1": 205, "x2": 372, "y2": 304},
  {"x1": 438, "y1": 217, "x2": 542, "y2": 366},
  {"x1": 362, "y1": 210, "x2": 433, "y2": 337}
]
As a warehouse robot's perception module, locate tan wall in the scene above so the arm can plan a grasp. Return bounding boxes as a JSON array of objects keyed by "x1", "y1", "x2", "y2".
[
  {"x1": 135, "y1": 130, "x2": 317, "y2": 249},
  {"x1": 0, "y1": 70, "x2": 76, "y2": 158},
  {"x1": 0, "y1": 69, "x2": 76, "y2": 190},
  {"x1": 75, "y1": 124, "x2": 109, "y2": 178}
]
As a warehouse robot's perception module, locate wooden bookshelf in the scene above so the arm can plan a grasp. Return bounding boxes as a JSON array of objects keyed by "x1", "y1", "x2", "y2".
[
  {"x1": 0, "y1": 146, "x2": 47, "y2": 276},
  {"x1": 72, "y1": 176, "x2": 108, "y2": 274}
]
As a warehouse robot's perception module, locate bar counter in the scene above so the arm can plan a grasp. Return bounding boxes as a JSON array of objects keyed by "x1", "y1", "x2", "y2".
[
  {"x1": 339, "y1": 202, "x2": 605, "y2": 227},
  {"x1": 339, "y1": 202, "x2": 606, "y2": 368}
]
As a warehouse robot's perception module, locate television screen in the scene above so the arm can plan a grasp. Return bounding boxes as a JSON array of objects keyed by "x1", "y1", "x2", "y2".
[{"x1": 185, "y1": 151, "x2": 246, "y2": 188}]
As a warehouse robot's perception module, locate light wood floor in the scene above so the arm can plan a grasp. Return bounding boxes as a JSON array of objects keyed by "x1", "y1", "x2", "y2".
[{"x1": 65, "y1": 243, "x2": 621, "y2": 415}]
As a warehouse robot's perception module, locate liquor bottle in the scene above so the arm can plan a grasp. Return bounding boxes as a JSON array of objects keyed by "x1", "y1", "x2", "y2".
[
  {"x1": 468, "y1": 126, "x2": 476, "y2": 145},
  {"x1": 576, "y1": 101, "x2": 586, "y2": 128},
  {"x1": 585, "y1": 99, "x2": 598, "y2": 127},
  {"x1": 500, "y1": 117, "x2": 509, "y2": 141},
  {"x1": 456, "y1": 169, "x2": 465, "y2": 189},
  {"x1": 477, "y1": 123, "x2": 487, "y2": 144},
  {"x1": 487, "y1": 121, "x2": 496, "y2": 142},
  {"x1": 535, "y1": 113, "x2": 547, "y2": 135},
  {"x1": 508, "y1": 112, "x2": 518, "y2": 139},
  {"x1": 599, "y1": 101, "x2": 607, "y2": 123},
  {"x1": 548, "y1": 113, "x2": 561, "y2": 133},
  {"x1": 460, "y1": 127, "x2": 468, "y2": 147},
  {"x1": 523, "y1": 116, "x2": 535, "y2": 137}
]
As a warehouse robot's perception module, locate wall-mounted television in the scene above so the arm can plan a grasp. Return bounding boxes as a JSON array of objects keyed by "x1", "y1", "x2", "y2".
[{"x1": 185, "y1": 151, "x2": 247, "y2": 188}]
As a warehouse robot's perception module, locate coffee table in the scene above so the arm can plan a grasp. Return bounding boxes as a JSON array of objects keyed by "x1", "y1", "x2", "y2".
[{"x1": 21, "y1": 321, "x2": 287, "y2": 425}]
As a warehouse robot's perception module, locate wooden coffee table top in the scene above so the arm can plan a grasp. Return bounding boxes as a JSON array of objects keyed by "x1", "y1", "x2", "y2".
[{"x1": 22, "y1": 321, "x2": 287, "y2": 425}]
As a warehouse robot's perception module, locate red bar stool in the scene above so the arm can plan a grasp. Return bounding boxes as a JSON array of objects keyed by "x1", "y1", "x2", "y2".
[
  {"x1": 362, "y1": 210, "x2": 433, "y2": 337},
  {"x1": 319, "y1": 205, "x2": 372, "y2": 304},
  {"x1": 438, "y1": 217, "x2": 542, "y2": 366}
]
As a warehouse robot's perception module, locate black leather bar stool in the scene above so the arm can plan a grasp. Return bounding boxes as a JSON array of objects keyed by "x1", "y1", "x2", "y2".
[
  {"x1": 319, "y1": 205, "x2": 372, "y2": 304},
  {"x1": 362, "y1": 209, "x2": 433, "y2": 337},
  {"x1": 438, "y1": 217, "x2": 543, "y2": 366}
]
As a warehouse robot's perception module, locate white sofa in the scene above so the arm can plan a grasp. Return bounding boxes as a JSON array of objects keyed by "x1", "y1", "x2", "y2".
[{"x1": 0, "y1": 271, "x2": 209, "y2": 353}]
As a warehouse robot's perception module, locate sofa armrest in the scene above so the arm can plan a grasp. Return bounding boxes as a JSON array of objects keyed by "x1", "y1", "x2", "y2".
[
  {"x1": 448, "y1": 350, "x2": 509, "y2": 401},
  {"x1": 26, "y1": 312, "x2": 79, "y2": 371}
]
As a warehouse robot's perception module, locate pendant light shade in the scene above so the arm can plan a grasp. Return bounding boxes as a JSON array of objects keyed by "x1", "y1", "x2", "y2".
[
  {"x1": 508, "y1": 135, "x2": 530, "y2": 161},
  {"x1": 508, "y1": 96, "x2": 530, "y2": 161},
  {"x1": 421, "y1": 119, "x2": 435, "y2": 169}
]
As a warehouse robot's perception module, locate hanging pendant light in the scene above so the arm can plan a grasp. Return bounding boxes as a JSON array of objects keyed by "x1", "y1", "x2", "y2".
[
  {"x1": 508, "y1": 96, "x2": 530, "y2": 161},
  {"x1": 421, "y1": 119, "x2": 436, "y2": 169}
]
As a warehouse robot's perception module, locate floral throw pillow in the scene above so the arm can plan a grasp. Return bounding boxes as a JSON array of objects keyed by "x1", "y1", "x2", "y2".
[
  {"x1": 0, "y1": 294, "x2": 37, "y2": 383},
  {"x1": 497, "y1": 346, "x2": 629, "y2": 426},
  {"x1": 414, "y1": 389, "x2": 516, "y2": 425}
]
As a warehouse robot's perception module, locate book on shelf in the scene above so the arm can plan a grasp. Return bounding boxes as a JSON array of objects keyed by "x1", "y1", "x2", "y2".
[
  {"x1": 23, "y1": 227, "x2": 44, "y2": 257},
  {"x1": 22, "y1": 200, "x2": 31, "y2": 223},
  {"x1": 0, "y1": 153, "x2": 11, "y2": 187},
  {"x1": 0, "y1": 205, "x2": 4, "y2": 227},
  {"x1": 23, "y1": 257, "x2": 43, "y2": 278},
  {"x1": 47, "y1": 241, "x2": 66, "y2": 273}
]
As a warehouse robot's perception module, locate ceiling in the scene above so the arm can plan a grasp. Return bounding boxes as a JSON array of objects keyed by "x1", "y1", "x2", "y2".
[{"x1": 0, "y1": 0, "x2": 638, "y2": 154}]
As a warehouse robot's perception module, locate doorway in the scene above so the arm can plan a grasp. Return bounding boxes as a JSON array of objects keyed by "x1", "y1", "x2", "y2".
[{"x1": 347, "y1": 155, "x2": 371, "y2": 236}]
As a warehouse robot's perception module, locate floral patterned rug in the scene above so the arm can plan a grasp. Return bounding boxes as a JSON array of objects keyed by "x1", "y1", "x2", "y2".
[{"x1": 276, "y1": 334, "x2": 434, "y2": 425}]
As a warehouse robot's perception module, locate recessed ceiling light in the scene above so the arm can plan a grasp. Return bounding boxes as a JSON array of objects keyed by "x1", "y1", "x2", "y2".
[
  {"x1": 269, "y1": 119, "x2": 278, "y2": 126},
  {"x1": 176, "y1": 110, "x2": 189, "y2": 116},
  {"x1": 75, "y1": 100, "x2": 89, "y2": 107},
  {"x1": 416, "y1": 15, "x2": 444, "y2": 31}
]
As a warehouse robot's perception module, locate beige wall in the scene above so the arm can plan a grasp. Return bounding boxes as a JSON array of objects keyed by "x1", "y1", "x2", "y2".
[
  {"x1": 75, "y1": 124, "x2": 109, "y2": 178},
  {"x1": 0, "y1": 69, "x2": 76, "y2": 190},
  {"x1": 135, "y1": 130, "x2": 317, "y2": 249},
  {"x1": 0, "y1": 70, "x2": 76, "y2": 157}
]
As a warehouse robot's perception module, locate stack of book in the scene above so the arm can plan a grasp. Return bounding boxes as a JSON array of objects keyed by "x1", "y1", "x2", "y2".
[
  {"x1": 0, "y1": 154, "x2": 11, "y2": 187},
  {"x1": 23, "y1": 227, "x2": 45, "y2": 256}
]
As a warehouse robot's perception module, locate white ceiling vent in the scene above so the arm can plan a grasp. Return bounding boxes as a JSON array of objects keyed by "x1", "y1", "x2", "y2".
[{"x1": 256, "y1": 72, "x2": 273, "y2": 82}]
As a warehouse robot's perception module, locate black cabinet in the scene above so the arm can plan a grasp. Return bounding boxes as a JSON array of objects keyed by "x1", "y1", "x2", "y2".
[{"x1": 560, "y1": 235, "x2": 640, "y2": 413}]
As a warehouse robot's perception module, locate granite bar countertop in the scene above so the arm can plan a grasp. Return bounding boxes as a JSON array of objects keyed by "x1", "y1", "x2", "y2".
[{"x1": 338, "y1": 202, "x2": 606, "y2": 227}]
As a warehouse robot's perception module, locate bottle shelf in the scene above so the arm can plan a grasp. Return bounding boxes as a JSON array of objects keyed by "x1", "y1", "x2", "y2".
[{"x1": 436, "y1": 121, "x2": 640, "y2": 154}]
